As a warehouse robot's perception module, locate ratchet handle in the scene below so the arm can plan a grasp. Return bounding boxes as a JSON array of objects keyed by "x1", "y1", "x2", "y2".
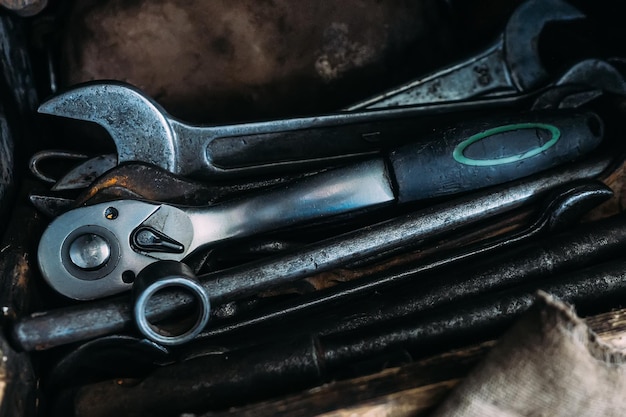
[{"x1": 388, "y1": 111, "x2": 604, "y2": 203}]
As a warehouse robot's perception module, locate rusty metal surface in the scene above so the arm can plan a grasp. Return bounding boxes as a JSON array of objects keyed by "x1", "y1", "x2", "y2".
[{"x1": 75, "y1": 163, "x2": 321, "y2": 207}]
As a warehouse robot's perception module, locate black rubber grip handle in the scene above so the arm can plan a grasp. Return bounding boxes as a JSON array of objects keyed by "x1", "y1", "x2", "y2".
[{"x1": 388, "y1": 111, "x2": 604, "y2": 203}]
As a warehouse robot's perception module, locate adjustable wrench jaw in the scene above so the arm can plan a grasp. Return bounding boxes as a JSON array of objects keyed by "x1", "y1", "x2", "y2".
[
  {"x1": 37, "y1": 82, "x2": 180, "y2": 174},
  {"x1": 36, "y1": 200, "x2": 197, "y2": 300},
  {"x1": 37, "y1": 80, "x2": 402, "y2": 180}
]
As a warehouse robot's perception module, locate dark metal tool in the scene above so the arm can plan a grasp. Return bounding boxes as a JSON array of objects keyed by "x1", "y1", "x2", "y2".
[
  {"x1": 133, "y1": 261, "x2": 211, "y2": 346},
  {"x1": 30, "y1": 162, "x2": 324, "y2": 218},
  {"x1": 347, "y1": 0, "x2": 585, "y2": 109},
  {"x1": 191, "y1": 180, "x2": 613, "y2": 343},
  {"x1": 37, "y1": 110, "x2": 603, "y2": 300},
  {"x1": 33, "y1": 89, "x2": 536, "y2": 190},
  {"x1": 38, "y1": 112, "x2": 603, "y2": 300},
  {"x1": 28, "y1": 62, "x2": 620, "y2": 219},
  {"x1": 531, "y1": 59, "x2": 626, "y2": 110},
  {"x1": 132, "y1": 181, "x2": 608, "y2": 348},
  {"x1": 36, "y1": 57, "x2": 626, "y2": 193},
  {"x1": 12, "y1": 154, "x2": 612, "y2": 351},
  {"x1": 255, "y1": 198, "x2": 626, "y2": 341},
  {"x1": 38, "y1": 159, "x2": 395, "y2": 300},
  {"x1": 29, "y1": 65, "x2": 613, "y2": 219},
  {"x1": 43, "y1": 180, "x2": 606, "y2": 389},
  {"x1": 45, "y1": 335, "x2": 171, "y2": 390},
  {"x1": 68, "y1": 256, "x2": 626, "y2": 417},
  {"x1": 34, "y1": 0, "x2": 586, "y2": 184},
  {"x1": 27, "y1": 150, "x2": 91, "y2": 184},
  {"x1": 37, "y1": 81, "x2": 495, "y2": 180}
]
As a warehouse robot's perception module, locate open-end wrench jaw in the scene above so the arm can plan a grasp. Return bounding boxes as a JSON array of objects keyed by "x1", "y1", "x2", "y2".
[
  {"x1": 504, "y1": 0, "x2": 585, "y2": 91},
  {"x1": 348, "y1": 0, "x2": 586, "y2": 110},
  {"x1": 38, "y1": 80, "x2": 423, "y2": 180},
  {"x1": 38, "y1": 81, "x2": 179, "y2": 174}
]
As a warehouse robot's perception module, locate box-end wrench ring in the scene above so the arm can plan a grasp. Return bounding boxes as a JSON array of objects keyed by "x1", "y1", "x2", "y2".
[{"x1": 133, "y1": 261, "x2": 210, "y2": 346}]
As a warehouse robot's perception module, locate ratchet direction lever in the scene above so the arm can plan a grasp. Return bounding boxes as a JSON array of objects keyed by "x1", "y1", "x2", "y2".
[{"x1": 37, "y1": 111, "x2": 603, "y2": 300}]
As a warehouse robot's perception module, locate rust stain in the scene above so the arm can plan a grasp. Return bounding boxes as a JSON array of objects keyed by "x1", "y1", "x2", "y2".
[
  {"x1": 13, "y1": 254, "x2": 30, "y2": 291},
  {"x1": 82, "y1": 175, "x2": 131, "y2": 200}
]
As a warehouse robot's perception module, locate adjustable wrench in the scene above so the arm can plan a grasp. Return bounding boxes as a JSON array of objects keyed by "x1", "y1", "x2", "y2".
[
  {"x1": 347, "y1": 0, "x2": 585, "y2": 110},
  {"x1": 36, "y1": 111, "x2": 603, "y2": 300},
  {"x1": 36, "y1": 81, "x2": 546, "y2": 181}
]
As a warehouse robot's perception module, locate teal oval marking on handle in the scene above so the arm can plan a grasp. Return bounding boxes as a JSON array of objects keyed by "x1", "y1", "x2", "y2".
[{"x1": 453, "y1": 123, "x2": 561, "y2": 167}]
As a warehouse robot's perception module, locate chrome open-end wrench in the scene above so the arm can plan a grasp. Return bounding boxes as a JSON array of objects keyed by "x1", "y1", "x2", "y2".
[
  {"x1": 36, "y1": 111, "x2": 603, "y2": 300},
  {"x1": 347, "y1": 0, "x2": 585, "y2": 110}
]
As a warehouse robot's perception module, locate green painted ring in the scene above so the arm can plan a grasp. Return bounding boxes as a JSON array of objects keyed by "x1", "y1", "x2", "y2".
[{"x1": 452, "y1": 123, "x2": 561, "y2": 167}]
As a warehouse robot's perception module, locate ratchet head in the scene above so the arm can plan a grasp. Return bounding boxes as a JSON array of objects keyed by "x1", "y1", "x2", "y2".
[
  {"x1": 37, "y1": 200, "x2": 195, "y2": 300},
  {"x1": 504, "y1": 0, "x2": 585, "y2": 90},
  {"x1": 38, "y1": 81, "x2": 179, "y2": 174}
]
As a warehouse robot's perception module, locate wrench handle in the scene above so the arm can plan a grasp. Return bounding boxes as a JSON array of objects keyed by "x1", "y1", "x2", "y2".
[
  {"x1": 186, "y1": 158, "x2": 397, "y2": 253},
  {"x1": 388, "y1": 111, "x2": 604, "y2": 203},
  {"x1": 204, "y1": 117, "x2": 446, "y2": 176}
]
